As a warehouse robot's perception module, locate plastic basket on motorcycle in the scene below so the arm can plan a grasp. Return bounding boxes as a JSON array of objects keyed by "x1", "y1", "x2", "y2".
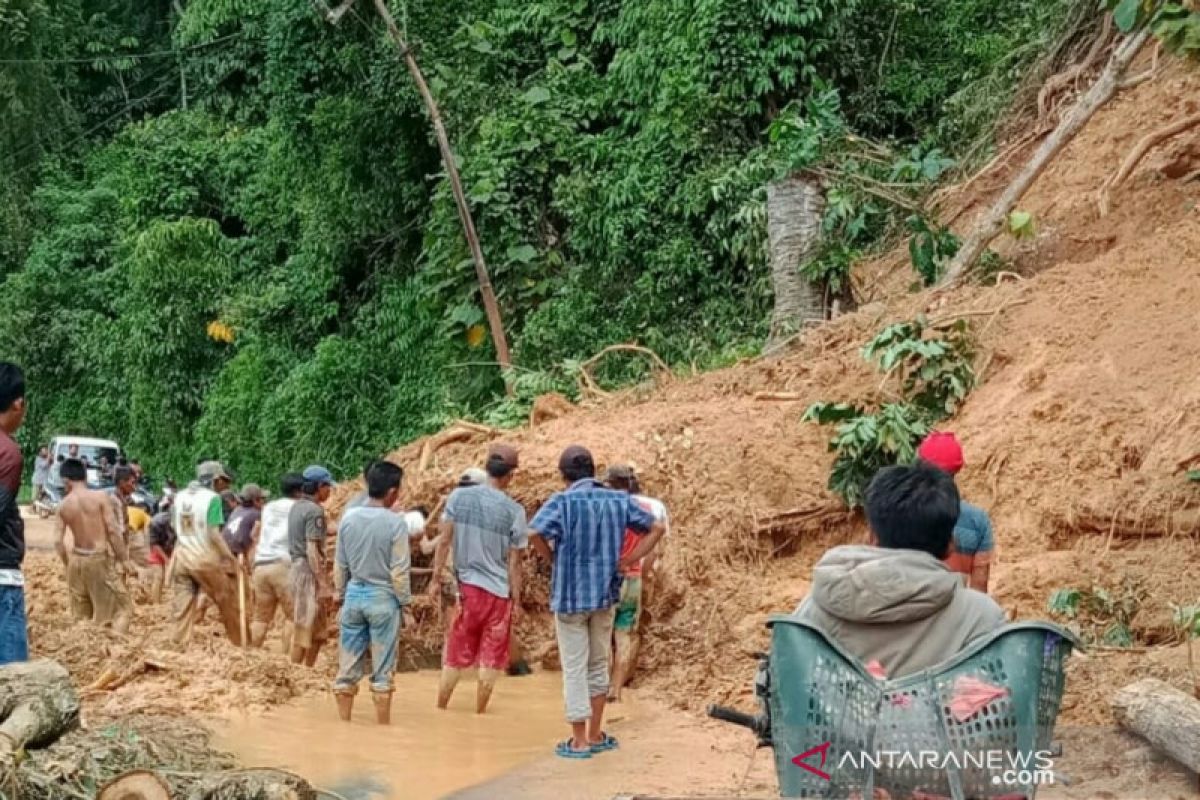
[{"x1": 766, "y1": 617, "x2": 1078, "y2": 799}]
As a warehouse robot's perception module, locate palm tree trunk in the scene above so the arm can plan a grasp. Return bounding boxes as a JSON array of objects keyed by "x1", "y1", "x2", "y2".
[{"x1": 764, "y1": 176, "x2": 826, "y2": 355}]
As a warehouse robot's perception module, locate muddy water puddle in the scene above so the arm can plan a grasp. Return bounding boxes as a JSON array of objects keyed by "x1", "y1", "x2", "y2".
[{"x1": 215, "y1": 670, "x2": 571, "y2": 799}]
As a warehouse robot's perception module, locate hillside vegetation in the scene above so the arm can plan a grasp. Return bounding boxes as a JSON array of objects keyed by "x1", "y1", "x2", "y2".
[{"x1": 0, "y1": 0, "x2": 1078, "y2": 481}]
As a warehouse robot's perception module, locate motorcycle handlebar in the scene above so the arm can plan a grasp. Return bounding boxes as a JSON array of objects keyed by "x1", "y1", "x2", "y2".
[{"x1": 707, "y1": 704, "x2": 760, "y2": 731}]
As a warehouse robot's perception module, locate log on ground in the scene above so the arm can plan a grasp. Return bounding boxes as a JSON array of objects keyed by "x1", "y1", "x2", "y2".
[
  {"x1": 0, "y1": 659, "x2": 80, "y2": 775},
  {"x1": 1111, "y1": 678, "x2": 1200, "y2": 773}
]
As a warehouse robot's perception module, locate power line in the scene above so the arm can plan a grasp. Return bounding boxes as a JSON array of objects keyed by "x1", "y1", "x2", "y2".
[{"x1": 0, "y1": 32, "x2": 241, "y2": 65}]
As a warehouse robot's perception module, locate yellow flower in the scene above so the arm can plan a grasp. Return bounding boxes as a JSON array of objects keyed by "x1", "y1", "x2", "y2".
[
  {"x1": 465, "y1": 324, "x2": 487, "y2": 348},
  {"x1": 206, "y1": 320, "x2": 235, "y2": 344}
]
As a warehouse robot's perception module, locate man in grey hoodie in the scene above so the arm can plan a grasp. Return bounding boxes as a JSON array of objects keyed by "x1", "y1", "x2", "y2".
[{"x1": 795, "y1": 462, "x2": 1005, "y2": 677}]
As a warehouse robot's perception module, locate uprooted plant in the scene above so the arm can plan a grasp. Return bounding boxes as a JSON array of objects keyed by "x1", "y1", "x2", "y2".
[
  {"x1": 1047, "y1": 579, "x2": 1147, "y2": 647},
  {"x1": 804, "y1": 317, "x2": 976, "y2": 506}
]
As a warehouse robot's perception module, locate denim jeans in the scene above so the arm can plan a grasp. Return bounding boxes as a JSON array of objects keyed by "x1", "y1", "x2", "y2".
[
  {"x1": 333, "y1": 582, "x2": 402, "y2": 694},
  {"x1": 0, "y1": 585, "x2": 29, "y2": 665}
]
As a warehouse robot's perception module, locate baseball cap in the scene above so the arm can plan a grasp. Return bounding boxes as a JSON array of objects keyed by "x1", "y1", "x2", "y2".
[
  {"x1": 302, "y1": 465, "x2": 336, "y2": 487},
  {"x1": 917, "y1": 432, "x2": 964, "y2": 474},
  {"x1": 558, "y1": 444, "x2": 593, "y2": 474},
  {"x1": 239, "y1": 483, "x2": 270, "y2": 503},
  {"x1": 459, "y1": 467, "x2": 488, "y2": 487},
  {"x1": 604, "y1": 463, "x2": 636, "y2": 483},
  {"x1": 196, "y1": 460, "x2": 232, "y2": 483},
  {"x1": 488, "y1": 443, "x2": 520, "y2": 470}
]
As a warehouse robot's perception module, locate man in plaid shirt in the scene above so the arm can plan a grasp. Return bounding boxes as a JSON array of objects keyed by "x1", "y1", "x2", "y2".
[{"x1": 529, "y1": 445, "x2": 666, "y2": 759}]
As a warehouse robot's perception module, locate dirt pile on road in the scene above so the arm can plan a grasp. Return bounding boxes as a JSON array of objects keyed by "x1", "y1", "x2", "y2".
[{"x1": 24, "y1": 554, "x2": 330, "y2": 720}]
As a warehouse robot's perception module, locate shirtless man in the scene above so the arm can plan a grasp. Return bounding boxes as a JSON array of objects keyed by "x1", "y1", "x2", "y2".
[{"x1": 55, "y1": 458, "x2": 133, "y2": 633}]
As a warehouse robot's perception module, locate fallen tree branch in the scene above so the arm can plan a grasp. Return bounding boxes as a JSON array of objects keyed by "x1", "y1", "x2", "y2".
[
  {"x1": 1098, "y1": 110, "x2": 1200, "y2": 216},
  {"x1": 1112, "y1": 678, "x2": 1200, "y2": 772},
  {"x1": 927, "y1": 298, "x2": 1032, "y2": 329},
  {"x1": 939, "y1": 25, "x2": 1153, "y2": 286},
  {"x1": 752, "y1": 392, "x2": 805, "y2": 402}
]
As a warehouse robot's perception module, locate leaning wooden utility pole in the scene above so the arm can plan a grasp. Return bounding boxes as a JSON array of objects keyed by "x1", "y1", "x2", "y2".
[{"x1": 321, "y1": 0, "x2": 514, "y2": 382}]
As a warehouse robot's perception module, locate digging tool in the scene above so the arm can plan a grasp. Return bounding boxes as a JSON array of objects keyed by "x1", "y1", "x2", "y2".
[{"x1": 237, "y1": 554, "x2": 249, "y2": 648}]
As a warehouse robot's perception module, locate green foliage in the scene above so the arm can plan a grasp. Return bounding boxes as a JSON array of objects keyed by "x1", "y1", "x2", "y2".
[
  {"x1": 863, "y1": 317, "x2": 975, "y2": 416},
  {"x1": 1103, "y1": 0, "x2": 1200, "y2": 56},
  {"x1": 0, "y1": 0, "x2": 1080, "y2": 484},
  {"x1": 481, "y1": 363, "x2": 581, "y2": 429},
  {"x1": 803, "y1": 402, "x2": 930, "y2": 507},
  {"x1": 805, "y1": 317, "x2": 975, "y2": 506},
  {"x1": 907, "y1": 215, "x2": 960, "y2": 287},
  {"x1": 1007, "y1": 210, "x2": 1037, "y2": 240},
  {"x1": 1047, "y1": 580, "x2": 1146, "y2": 648}
]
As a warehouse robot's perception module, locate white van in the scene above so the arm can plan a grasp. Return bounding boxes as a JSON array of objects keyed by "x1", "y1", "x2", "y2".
[{"x1": 48, "y1": 435, "x2": 123, "y2": 488}]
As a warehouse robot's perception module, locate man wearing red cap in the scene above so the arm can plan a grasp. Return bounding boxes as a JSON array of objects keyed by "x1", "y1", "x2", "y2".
[{"x1": 916, "y1": 432, "x2": 994, "y2": 593}]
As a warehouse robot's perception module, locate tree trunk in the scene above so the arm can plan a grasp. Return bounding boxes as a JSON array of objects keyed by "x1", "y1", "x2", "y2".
[
  {"x1": 369, "y1": 0, "x2": 514, "y2": 386},
  {"x1": 764, "y1": 176, "x2": 826, "y2": 356},
  {"x1": 0, "y1": 659, "x2": 80, "y2": 776},
  {"x1": 98, "y1": 770, "x2": 172, "y2": 800},
  {"x1": 939, "y1": 25, "x2": 1152, "y2": 286},
  {"x1": 1111, "y1": 678, "x2": 1200, "y2": 772}
]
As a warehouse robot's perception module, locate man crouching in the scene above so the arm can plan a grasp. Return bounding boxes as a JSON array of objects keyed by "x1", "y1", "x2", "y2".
[{"x1": 55, "y1": 458, "x2": 133, "y2": 633}]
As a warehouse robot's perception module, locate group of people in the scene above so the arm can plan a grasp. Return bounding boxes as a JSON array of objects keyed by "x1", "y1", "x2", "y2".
[{"x1": 1, "y1": 355, "x2": 1010, "y2": 765}]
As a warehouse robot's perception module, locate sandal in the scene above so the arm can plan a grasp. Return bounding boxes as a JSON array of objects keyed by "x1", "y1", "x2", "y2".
[
  {"x1": 589, "y1": 732, "x2": 619, "y2": 753},
  {"x1": 554, "y1": 739, "x2": 592, "y2": 759}
]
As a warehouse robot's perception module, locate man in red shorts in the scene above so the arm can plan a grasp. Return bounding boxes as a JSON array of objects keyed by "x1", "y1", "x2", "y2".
[{"x1": 427, "y1": 444, "x2": 526, "y2": 713}]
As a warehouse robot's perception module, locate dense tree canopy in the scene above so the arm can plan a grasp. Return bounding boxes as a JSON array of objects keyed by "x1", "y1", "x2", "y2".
[{"x1": 0, "y1": 0, "x2": 1075, "y2": 483}]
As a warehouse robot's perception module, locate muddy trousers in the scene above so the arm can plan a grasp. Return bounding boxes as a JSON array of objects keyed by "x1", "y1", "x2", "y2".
[
  {"x1": 251, "y1": 560, "x2": 294, "y2": 649},
  {"x1": 171, "y1": 563, "x2": 242, "y2": 646},
  {"x1": 333, "y1": 583, "x2": 401, "y2": 695},
  {"x1": 554, "y1": 607, "x2": 616, "y2": 723},
  {"x1": 67, "y1": 551, "x2": 132, "y2": 631}
]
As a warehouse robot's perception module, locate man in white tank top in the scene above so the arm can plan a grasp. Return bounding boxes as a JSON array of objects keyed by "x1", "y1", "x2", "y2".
[
  {"x1": 249, "y1": 473, "x2": 303, "y2": 649},
  {"x1": 171, "y1": 461, "x2": 242, "y2": 646}
]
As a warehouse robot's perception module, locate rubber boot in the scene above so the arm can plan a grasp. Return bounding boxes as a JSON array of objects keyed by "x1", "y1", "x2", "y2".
[
  {"x1": 335, "y1": 692, "x2": 354, "y2": 722},
  {"x1": 476, "y1": 669, "x2": 500, "y2": 714},
  {"x1": 372, "y1": 691, "x2": 393, "y2": 725},
  {"x1": 437, "y1": 667, "x2": 461, "y2": 709}
]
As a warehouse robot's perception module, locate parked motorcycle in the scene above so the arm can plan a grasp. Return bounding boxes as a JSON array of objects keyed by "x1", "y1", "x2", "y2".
[{"x1": 32, "y1": 484, "x2": 64, "y2": 519}]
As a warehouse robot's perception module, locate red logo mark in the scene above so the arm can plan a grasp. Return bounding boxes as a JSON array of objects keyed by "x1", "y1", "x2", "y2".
[{"x1": 791, "y1": 741, "x2": 832, "y2": 780}]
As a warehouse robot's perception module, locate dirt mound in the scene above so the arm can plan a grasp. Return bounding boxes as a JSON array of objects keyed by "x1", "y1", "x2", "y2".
[{"x1": 24, "y1": 554, "x2": 330, "y2": 720}]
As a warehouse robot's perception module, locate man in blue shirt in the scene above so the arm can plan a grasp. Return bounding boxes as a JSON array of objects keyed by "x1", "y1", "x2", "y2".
[
  {"x1": 529, "y1": 445, "x2": 666, "y2": 759},
  {"x1": 917, "y1": 432, "x2": 995, "y2": 593}
]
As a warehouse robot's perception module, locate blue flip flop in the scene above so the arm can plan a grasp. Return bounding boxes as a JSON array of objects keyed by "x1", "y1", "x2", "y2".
[
  {"x1": 555, "y1": 739, "x2": 592, "y2": 760},
  {"x1": 589, "y1": 732, "x2": 619, "y2": 753}
]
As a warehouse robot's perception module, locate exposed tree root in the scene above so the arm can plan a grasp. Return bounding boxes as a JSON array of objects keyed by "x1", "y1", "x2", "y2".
[
  {"x1": 1098, "y1": 110, "x2": 1200, "y2": 217},
  {"x1": 1038, "y1": 14, "x2": 1114, "y2": 121},
  {"x1": 577, "y1": 344, "x2": 671, "y2": 399}
]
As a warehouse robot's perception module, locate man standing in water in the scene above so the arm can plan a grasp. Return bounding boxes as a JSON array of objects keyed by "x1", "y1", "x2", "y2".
[
  {"x1": 529, "y1": 445, "x2": 666, "y2": 759},
  {"x1": 603, "y1": 464, "x2": 669, "y2": 702},
  {"x1": 428, "y1": 444, "x2": 526, "y2": 714},
  {"x1": 0, "y1": 363, "x2": 28, "y2": 664},
  {"x1": 171, "y1": 461, "x2": 243, "y2": 645},
  {"x1": 289, "y1": 465, "x2": 336, "y2": 666},
  {"x1": 250, "y1": 473, "x2": 303, "y2": 650},
  {"x1": 332, "y1": 461, "x2": 413, "y2": 724},
  {"x1": 55, "y1": 458, "x2": 134, "y2": 632}
]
